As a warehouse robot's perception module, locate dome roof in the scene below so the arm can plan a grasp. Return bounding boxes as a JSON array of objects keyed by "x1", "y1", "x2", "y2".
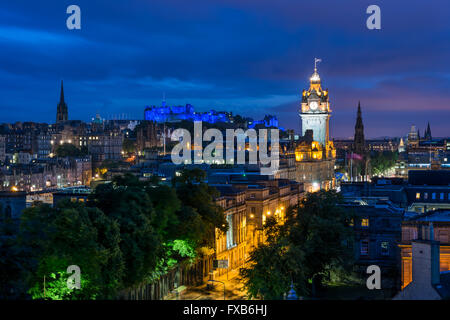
[{"x1": 310, "y1": 70, "x2": 320, "y2": 82}]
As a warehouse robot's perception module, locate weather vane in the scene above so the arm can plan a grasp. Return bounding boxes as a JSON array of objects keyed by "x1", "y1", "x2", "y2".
[{"x1": 314, "y1": 58, "x2": 322, "y2": 71}]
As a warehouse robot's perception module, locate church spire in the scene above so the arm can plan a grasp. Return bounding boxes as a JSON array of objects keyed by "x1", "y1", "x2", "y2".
[
  {"x1": 425, "y1": 122, "x2": 432, "y2": 140},
  {"x1": 353, "y1": 101, "x2": 365, "y2": 155},
  {"x1": 355, "y1": 101, "x2": 363, "y2": 130},
  {"x1": 60, "y1": 80, "x2": 65, "y2": 103},
  {"x1": 56, "y1": 80, "x2": 68, "y2": 123}
]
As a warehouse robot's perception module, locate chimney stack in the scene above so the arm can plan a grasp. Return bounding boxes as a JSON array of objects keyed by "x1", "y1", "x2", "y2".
[{"x1": 411, "y1": 239, "x2": 440, "y2": 287}]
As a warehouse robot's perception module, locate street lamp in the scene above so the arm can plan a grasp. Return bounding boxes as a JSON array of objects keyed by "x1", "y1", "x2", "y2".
[{"x1": 208, "y1": 280, "x2": 226, "y2": 300}]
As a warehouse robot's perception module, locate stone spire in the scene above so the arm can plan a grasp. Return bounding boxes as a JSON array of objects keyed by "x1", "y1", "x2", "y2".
[
  {"x1": 60, "y1": 80, "x2": 65, "y2": 103},
  {"x1": 424, "y1": 122, "x2": 432, "y2": 140},
  {"x1": 56, "y1": 80, "x2": 68, "y2": 123},
  {"x1": 353, "y1": 101, "x2": 365, "y2": 155}
]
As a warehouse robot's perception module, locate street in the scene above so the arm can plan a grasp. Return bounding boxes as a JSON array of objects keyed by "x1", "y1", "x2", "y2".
[{"x1": 164, "y1": 267, "x2": 248, "y2": 300}]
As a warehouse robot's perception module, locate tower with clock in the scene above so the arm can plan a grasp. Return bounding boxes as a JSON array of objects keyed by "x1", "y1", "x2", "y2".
[{"x1": 299, "y1": 59, "x2": 331, "y2": 147}]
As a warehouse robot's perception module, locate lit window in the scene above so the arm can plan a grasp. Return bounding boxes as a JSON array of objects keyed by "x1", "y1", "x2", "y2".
[
  {"x1": 361, "y1": 218, "x2": 369, "y2": 227},
  {"x1": 432, "y1": 193, "x2": 436, "y2": 200},
  {"x1": 380, "y1": 242, "x2": 389, "y2": 256},
  {"x1": 416, "y1": 193, "x2": 420, "y2": 199},
  {"x1": 440, "y1": 193, "x2": 444, "y2": 200},
  {"x1": 424, "y1": 193, "x2": 428, "y2": 200},
  {"x1": 360, "y1": 240, "x2": 369, "y2": 256}
]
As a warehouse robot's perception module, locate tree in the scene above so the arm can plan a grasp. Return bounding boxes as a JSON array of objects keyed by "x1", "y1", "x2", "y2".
[
  {"x1": 173, "y1": 169, "x2": 227, "y2": 249},
  {"x1": 122, "y1": 138, "x2": 136, "y2": 154},
  {"x1": 240, "y1": 190, "x2": 355, "y2": 299},
  {"x1": 0, "y1": 216, "x2": 30, "y2": 299},
  {"x1": 370, "y1": 151, "x2": 398, "y2": 176},
  {"x1": 240, "y1": 216, "x2": 300, "y2": 299},
  {"x1": 289, "y1": 190, "x2": 355, "y2": 295},
  {"x1": 17, "y1": 200, "x2": 124, "y2": 299},
  {"x1": 55, "y1": 143, "x2": 87, "y2": 157},
  {"x1": 90, "y1": 176, "x2": 162, "y2": 288}
]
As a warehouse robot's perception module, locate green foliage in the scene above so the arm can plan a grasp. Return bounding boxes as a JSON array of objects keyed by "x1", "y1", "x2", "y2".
[
  {"x1": 174, "y1": 169, "x2": 227, "y2": 248},
  {"x1": 90, "y1": 177, "x2": 161, "y2": 288},
  {"x1": 370, "y1": 151, "x2": 398, "y2": 176},
  {"x1": 3, "y1": 168, "x2": 227, "y2": 299},
  {"x1": 170, "y1": 239, "x2": 196, "y2": 260},
  {"x1": 17, "y1": 200, "x2": 124, "y2": 299},
  {"x1": 0, "y1": 218, "x2": 30, "y2": 299},
  {"x1": 240, "y1": 217, "x2": 298, "y2": 300},
  {"x1": 172, "y1": 168, "x2": 207, "y2": 185},
  {"x1": 28, "y1": 260, "x2": 94, "y2": 300},
  {"x1": 145, "y1": 184, "x2": 181, "y2": 240},
  {"x1": 122, "y1": 138, "x2": 136, "y2": 154},
  {"x1": 240, "y1": 190, "x2": 355, "y2": 300},
  {"x1": 55, "y1": 143, "x2": 87, "y2": 157}
]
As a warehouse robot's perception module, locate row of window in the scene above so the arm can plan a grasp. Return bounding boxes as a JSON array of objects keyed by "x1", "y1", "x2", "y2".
[
  {"x1": 415, "y1": 192, "x2": 450, "y2": 201},
  {"x1": 350, "y1": 218, "x2": 369, "y2": 227},
  {"x1": 360, "y1": 240, "x2": 389, "y2": 256}
]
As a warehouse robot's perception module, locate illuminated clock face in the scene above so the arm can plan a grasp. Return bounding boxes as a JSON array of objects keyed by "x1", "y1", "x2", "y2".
[{"x1": 309, "y1": 101, "x2": 319, "y2": 111}]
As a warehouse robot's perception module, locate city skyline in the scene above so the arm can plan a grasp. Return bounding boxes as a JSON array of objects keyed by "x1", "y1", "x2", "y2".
[{"x1": 1, "y1": 1, "x2": 450, "y2": 138}]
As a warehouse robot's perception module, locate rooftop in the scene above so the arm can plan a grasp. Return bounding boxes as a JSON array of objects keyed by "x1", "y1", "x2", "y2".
[
  {"x1": 406, "y1": 209, "x2": 450, "y2": 222},
  {"x1": 408, "y1": 170, "x2": 450, "y2": 186}
]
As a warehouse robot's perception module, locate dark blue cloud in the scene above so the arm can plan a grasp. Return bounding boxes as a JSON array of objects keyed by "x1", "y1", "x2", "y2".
[{"x1": 0, "y1": 0, "x2": 449, "y2": 137}]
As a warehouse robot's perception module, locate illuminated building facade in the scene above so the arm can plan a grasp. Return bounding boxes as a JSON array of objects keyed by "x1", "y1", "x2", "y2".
[
  {"x1": 399, "y1": 215, "x2": 450, "y2": 290},
  {"x1": 211, "y1": 178, "x2": 303, "y2": 278},
  {"x1": 213, "y1": 185, "x2": 247, "y2": 277}
]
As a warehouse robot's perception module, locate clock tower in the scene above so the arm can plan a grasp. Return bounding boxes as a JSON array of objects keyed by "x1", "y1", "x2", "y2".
[{"x1": 299, "y1": 60, "x2": 331, "y2": 147}]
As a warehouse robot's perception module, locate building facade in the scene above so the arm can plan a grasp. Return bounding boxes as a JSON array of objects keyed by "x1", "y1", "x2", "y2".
[{"x1": 399, "y1": 213, "x2": 450, "y2": 290}]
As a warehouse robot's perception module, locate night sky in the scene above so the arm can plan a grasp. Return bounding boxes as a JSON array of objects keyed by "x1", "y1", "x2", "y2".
[{"x1": 0, "y1": 1, "x2": 449, "y2": 138}]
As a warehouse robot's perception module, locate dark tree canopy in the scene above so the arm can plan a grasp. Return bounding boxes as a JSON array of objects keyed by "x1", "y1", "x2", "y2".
[
  {"x1": 240, "y1": 190, "x2": 356, "y2": 300},
  {"x1": 55, "y1": 143, "x2": 88, "y2": 158}
]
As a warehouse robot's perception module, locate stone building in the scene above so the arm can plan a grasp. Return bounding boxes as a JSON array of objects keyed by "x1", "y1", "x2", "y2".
[
  {"x1": 341, "y1": 199, "x2": 403, "y2": 290},
  {"x1": 0, "y1": 191, "x2": 27, "y2": 220},
  {"x1": 0, "y1": 157, "x2": 92, "y2": 192},
  {"x1": 213, "y1": 185, "x2": 247, "y2": 277},
  {"x1": 399, "y1": 212, "x2": 450, "y2": 290},
  {"x1": 136, "y1": 120, "x2": 159, "y2": 152},
  {"x1": 210, "y1": 176, "x2": 304, "y2": 278},
  {"x1": 405, "y1": 170, "x2": 450, "y2": 213},
  {"x1": 395, "y1": 236, "x2": 450, "y2": 299},
  {"x1": 0, "y1": 135, "x2": 6, "y2": 163}
]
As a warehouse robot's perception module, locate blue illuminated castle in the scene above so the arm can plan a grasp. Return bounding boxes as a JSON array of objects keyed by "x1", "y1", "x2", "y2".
[
  {"x1": 248, "y1": 115, "x2": 279, "y2": 129},
  {"x1": 144, "y1": 101, "x2": 230, "y2": 124},
  {"x1": 144, "y1": 100, "x2": 281, "y2": 129}
]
